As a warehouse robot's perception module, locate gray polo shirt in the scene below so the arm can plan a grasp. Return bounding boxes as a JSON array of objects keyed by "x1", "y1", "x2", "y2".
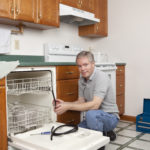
[{"x1": 79, "y1": 67, "x2": 119, "y2": 117}]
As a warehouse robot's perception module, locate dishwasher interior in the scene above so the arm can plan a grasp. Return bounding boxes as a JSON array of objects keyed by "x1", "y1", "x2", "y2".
[{"x1": 7, "y1": 69, "x2": 56, "y2": 136}]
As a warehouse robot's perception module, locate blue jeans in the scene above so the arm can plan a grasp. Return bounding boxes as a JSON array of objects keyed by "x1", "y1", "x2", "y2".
[{"x1": 78, "y1": 110, "x2": 119, "y2": 132}]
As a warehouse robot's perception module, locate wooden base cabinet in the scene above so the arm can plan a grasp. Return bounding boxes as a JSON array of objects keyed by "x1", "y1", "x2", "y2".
[
  {"x1": 116, "y1": 65, "x2": 125, "y2": 115},
  {"x1": 0, "y1": 78, "x2": 7, "y2": 150},
  {"x1": 56, "y1": 66, "x2": 80, "y2": 125}
]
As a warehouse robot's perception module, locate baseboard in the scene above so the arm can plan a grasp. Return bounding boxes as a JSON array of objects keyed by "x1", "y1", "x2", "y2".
[{"x1": 120, "y1": 115, "x2": 136, "y2": 123}]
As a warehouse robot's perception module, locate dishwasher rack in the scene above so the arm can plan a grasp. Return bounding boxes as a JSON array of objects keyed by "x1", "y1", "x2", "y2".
[
  {"x1": 7, "y1": 77, "x2": 52, "y2": 95},
  {"x1": 8, "y1": 102, "x2": 51, "y2": 134}
]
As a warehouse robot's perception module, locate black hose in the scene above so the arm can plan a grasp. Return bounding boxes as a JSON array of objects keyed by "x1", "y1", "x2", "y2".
[{"x1": 50, "y1": 124, "x2": 78, "y2": 140}]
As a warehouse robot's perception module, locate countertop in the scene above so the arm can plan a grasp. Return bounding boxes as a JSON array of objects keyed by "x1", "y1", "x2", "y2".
[
  {"x1": 0, "y1": 55, "x2": 126, "y2": 66},
  {"x1": 116, "y1": 63, "x2": 126, "y2": 66},
  {"x1": 0, "y1": 55, "x2": 76, "y2": 66}
]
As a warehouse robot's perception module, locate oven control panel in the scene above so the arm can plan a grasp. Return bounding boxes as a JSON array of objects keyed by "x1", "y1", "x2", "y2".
[{"x1": 44, "y1": 44, "x2": 83, "y2": 62}]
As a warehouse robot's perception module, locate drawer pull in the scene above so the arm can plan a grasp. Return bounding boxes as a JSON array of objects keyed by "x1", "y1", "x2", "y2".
[
  {"x1": 0, "y1": 86, "x2": 5, "y2": 89},
  {"x1": 66, "y1": 71, "x2": 74, "y2": 74},
  {"x1": 119, "y1": 84, "x2": 123, "y2": 87},
  {"x1": 67, "y1": 119, "x2": 75, "y2": 124},
  {"x1": 119, "y1": 69, "x2": 122, "y2": 72},
  {"x1": 66, "y1": 92, "x2": 74, "y2": 95}
]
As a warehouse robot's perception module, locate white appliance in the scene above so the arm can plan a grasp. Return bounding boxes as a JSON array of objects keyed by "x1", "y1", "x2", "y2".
[
  {"x1": 96, "y1": 63, "x2": 117, "y2": 97},
  {"x1": 60, "y1": 4, "x2": 100, "y2": 26},
  {"x1": 5, "y1": 65, "x2": 109, "y2": 150},
  {"x1": 44, "y1": 44, "x2": 82, "y2": 63}
]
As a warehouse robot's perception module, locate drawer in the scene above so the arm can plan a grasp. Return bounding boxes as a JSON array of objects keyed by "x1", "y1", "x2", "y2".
[
  {"x1": 116, "y1": 66, "x2": 125, "y2": 76},
  {"x1": 56, "y1": 79, "x2": 78, "y2": 101},
  {"x1": 57, "y1": 111, "x2": 80, "y2": 125},
  {"x1": 56, "y1": 66, "x2": 79, "y2": 80}
]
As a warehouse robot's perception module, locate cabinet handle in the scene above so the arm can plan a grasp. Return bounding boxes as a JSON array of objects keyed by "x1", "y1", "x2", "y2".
[
  {"x1": 78, "y1": 0, "x2": 81, "y2": 8},
  {"x1": 96, "y1": 24, "x2": 99, "y2": 32},
  {"x1": 0, "y1": 86, "x2": 5, "y2": 89},
  {"x1": 65, "y1": 71, "x2": 74, "y2": 74},
  {"x1": 15, "y1": 6, "x2": 19, "y2": 15},
  {"x1": 10, "y1": 0, "x2": 14, "y2": 15},
  {"x1": 11, "y1": 7, "x2": 14, "y2": 15},
  {"x1": 119, "y1": 84, "x2": 123, "y2": 87},
  {"x1": 66, "y1": 92, "x2": 74, "y2": 95},
  {"x1": 67, "y1": 119, "x2": 75, "y2": 124},
  {"x1": 119, "y1": 69, "x2": 122, "y2": 72},
  {"x1": 38, "y1": 13, "x2": 41, "y2": 20}
]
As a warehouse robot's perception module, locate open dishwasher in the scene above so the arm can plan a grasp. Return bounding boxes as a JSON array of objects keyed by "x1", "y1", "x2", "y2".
[{"x1": 6, "y1": 66, "x2": 109, "y2": 150}]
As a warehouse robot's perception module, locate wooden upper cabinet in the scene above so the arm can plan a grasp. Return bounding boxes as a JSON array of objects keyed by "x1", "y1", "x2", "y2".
[
  {"x1": 79, "y1": 0, "x2": 108, "y2": 37},
  {"x1": 0, "y1": 0, "x2": 12, "y2": 19},
  {"x1": 60, "y1": 0, "x2": 79, "y2": 8},
  {"x1": 60, "y1": 0, "x2": 94, "y2": 13},
  {"x1": 36, "y1": 0, "x2": 59, "y2": 27},
  {"x1": 0, "y1": 0, "x2": 59, "y2": 28},
  {"x1": 80, "y1": 0, "x2": 94, "y2": 13},
  {"x1": 15, "y1": 0, "x2": 35, "y2": 22}
]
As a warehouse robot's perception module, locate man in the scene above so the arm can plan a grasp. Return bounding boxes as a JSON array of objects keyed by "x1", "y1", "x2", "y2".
[{"x1": 54, "y1": 51, "x2": 119, "y2": 142}]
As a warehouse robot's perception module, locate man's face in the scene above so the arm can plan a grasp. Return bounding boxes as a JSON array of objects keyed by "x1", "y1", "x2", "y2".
[{"x1": 76, "y1": 56, "x2": 95, "y2": 79}]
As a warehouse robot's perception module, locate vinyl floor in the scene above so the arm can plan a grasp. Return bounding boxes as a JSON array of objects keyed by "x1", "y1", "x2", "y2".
[{"x1": 105, "y1": 120, "x2": 150, "y2": 150}]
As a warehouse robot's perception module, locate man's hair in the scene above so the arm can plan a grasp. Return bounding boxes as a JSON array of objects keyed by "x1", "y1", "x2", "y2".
[{"x1": 76, "y1": 51, "x2": 95, "y2": 63}]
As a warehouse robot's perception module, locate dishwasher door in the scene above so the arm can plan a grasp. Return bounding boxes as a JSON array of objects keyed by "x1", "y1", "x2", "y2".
[{"x1": 9, "y1": 122, "x2": 109, "y2": 150}]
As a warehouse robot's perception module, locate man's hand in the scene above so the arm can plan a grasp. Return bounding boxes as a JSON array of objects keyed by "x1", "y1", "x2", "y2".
[{"x1": 54, "y1": 99, "x2": 69, "y2": 115}]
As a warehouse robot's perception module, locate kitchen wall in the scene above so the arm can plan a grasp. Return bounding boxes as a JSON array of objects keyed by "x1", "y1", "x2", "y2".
[
  {"x1": 0, "y1": 23, "x2": 92, "y2": 55},
  {"x1": 1, "y1": 0, "x2": 150, "y2": 117},
  {"x1": 93, "y1": 0, "x2": 150, "y2": 116}
]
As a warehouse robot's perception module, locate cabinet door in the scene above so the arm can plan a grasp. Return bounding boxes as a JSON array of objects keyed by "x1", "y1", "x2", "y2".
[
  {"x1": 116, "y1": 65, "x2": 125, "y2": 115},
  {"x1": 36, "y1": 0, "x2": 59, "y2": 27},
  {"x1": 0, "y1": 0, "x2": 13, "y2": 19},
  {"x1": 80, "y1": 0, "x2": 94, "y2": 13},
  {"x1": 56, "y1": 79, "x2": 80, "y2": 125},
  {"x1": 79, "y1": 0, "x2": 108, "y2": 37},
  {"x1": 60, "y1": 0, "x2": 79, "y2": 8},
  {"x1": 0, "y1": 78, "x2": 7, "y2": 150},
  {"x1": 57, "y1": 79, "x2": 78, "y2": 101},
  {"x1": 15, "y1": 0, "x2": 35, "y2": 22}
]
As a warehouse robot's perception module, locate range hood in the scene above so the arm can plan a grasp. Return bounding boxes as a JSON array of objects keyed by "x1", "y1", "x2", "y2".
[{"x1": 60, "y1": 4, "x2": 100, "y2": 26}]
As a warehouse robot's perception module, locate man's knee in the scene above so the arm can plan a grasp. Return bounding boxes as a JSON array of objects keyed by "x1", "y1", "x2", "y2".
[{"x1": 86, "y1": 110, "x2": 95, "y2": 119}]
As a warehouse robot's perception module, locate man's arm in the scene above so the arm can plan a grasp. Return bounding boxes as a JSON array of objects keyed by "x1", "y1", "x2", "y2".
[{"x1": 54, "y1": 96, "x2": 103, "y2": 115}]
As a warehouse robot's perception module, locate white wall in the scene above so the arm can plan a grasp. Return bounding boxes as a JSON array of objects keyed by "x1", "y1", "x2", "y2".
[
  {"x1": 0, "y1": 23, "x2": 92, "y2": 55},
  {"x1": 1, "y1": 0, "x2": 150, "y2": 116},
  {"x1": 93, "y1": 0, "x2": 150, "y2": 116}
]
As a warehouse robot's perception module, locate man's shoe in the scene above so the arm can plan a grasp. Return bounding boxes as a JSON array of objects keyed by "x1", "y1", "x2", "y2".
[{"x1": 103, "y1": 130, "x2": 117, "y2": 141}]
